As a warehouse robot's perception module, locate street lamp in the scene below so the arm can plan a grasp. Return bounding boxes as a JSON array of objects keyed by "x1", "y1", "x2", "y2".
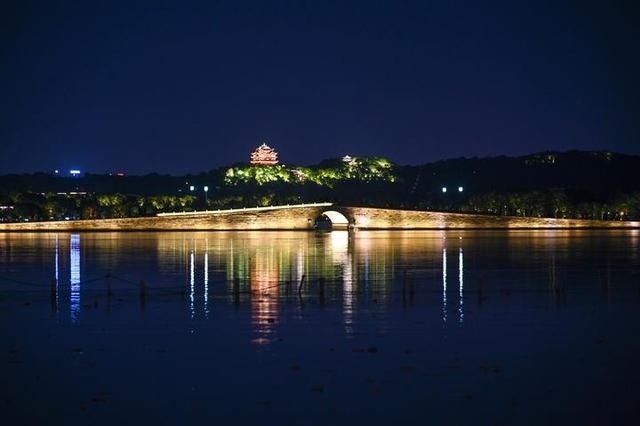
[
  {"x1": 204, "y1": 186, "x2": 209, "y2": 206},
  {"x1": 442, "y1": 187, "x2": 447, "y2": 193},
  {"x1": 189, "y1": 185, "x2": 195, "y2": 192},
  {"x1": 458, "y1": 186, "x2": 464, "y2": 192}
]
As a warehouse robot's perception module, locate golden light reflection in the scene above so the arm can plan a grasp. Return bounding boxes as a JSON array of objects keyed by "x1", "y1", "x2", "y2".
[
  {"x1": 2, "y1": 229, "x2": 636, "y2": 334},
  {"x1": 250, "y1": 246, "x2": 280, "y2": 343}
]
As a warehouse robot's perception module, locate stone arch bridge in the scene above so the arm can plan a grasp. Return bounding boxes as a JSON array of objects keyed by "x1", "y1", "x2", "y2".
[{"x1": 0, "y1": 202, "x2": 638, "y2": 231}]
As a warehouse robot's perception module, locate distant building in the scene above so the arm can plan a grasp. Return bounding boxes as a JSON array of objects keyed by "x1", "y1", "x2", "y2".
[
  {"x1": 342, "y1": 155, "x2": 357, "y2": 165},
  {"x1": 250, "y1": 143, "x2": 279, "y2": 165},
  {"x1": 291, "y1": 169, "x2": 306, "y2": 181}
]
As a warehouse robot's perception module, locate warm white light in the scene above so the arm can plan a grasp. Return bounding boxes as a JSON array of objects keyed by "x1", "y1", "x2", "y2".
[
  {"x1": 70, "y1": 234, "x2": 81, "y2": 323},
  {"x1": 459, "y1": 248, "x2": 464, "y2": 324},
  {"x1": 442, "y1": 187, "x2": 447, "y2": 193},
  {"x1": 190, "y1": 250, "x2": 195, "y2": 319},
  {"x1": 442, "y1": 248, "x2": 447, "y2": 324},
  {"x1": 189, "y1": 185, "x2": 195, "y2": 191},
  {"x1": 458, "y1": 186, "x2": 463, "y2": 192},
  {"x1": 204, "y1": 186, "x2": 209, "y2": 192}
]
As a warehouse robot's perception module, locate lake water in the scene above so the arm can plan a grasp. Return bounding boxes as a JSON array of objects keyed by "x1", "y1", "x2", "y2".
[{"x1": 1, "y1": 230, "x2": 640, "y2": 424}]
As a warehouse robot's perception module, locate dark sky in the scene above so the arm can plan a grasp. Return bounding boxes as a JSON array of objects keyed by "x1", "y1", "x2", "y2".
[{"x1": 1, "y1": 0, "x2": 639, "y2": 174}]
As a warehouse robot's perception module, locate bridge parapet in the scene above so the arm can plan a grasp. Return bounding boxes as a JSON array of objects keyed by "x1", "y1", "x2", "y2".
[{"x1": 0, "y1": 204, "x2": 638, "y2": 231}]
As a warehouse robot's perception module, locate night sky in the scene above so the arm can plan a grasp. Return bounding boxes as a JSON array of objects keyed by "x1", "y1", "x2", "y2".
[{"x1": 2, "y1": 0, "x2": 639, "y2": 174}]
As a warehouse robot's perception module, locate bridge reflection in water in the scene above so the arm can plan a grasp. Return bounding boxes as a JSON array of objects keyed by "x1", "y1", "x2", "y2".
[
  {"x1": 10, "y1": 229, "x2": 635, "y2": 335},
  {"x1": 170, "y1": 231, "x2": 468, "y2": 341},
  {"x1": 36, "y1": 231, "x2": 469, "y2": 335},
  {"x1": 4, "y1": 231, "x2": 640, "y2": 424}
]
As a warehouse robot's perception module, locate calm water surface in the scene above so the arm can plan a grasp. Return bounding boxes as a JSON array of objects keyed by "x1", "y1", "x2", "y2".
[{"x1": 1, "y1": 230, "x2": 640, "y2": 425}]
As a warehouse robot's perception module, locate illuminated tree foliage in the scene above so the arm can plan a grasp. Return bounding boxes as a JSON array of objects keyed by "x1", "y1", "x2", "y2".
[
  {"x1": 224, "y1": 157, "x2": 395, "y2": 187},
  {"x1": 0, "y1": 193, "x2": 197, "y2": 222}
]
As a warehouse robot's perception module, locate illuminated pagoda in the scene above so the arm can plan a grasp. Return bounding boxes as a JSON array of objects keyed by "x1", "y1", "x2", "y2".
[{"x1": 250, "y1": 143, "x2": 279, "y2": 166}]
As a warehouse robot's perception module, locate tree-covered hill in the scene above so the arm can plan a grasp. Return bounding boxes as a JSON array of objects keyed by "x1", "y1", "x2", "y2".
[{"x1": 1, "y1": 150, "x2": 639, "y2": 221}]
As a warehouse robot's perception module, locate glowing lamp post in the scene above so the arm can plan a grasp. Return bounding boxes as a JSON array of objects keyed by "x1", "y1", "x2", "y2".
[
  {"x1": 442, "y1": 187, "x2": 447, "y2": 193},
  {"x1": 458, "y1": 186, "x2": 464, "y2": 192},
  {"x1": 204, "y1": 186, "x2": 209, "y2": 206}
]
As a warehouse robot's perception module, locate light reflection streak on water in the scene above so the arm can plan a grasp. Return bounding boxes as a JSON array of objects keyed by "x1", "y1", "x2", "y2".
[
  {"x1": 365, "y1": 253, "x2": 370, "y2": 290},
  {"x1": 54, "y1": 235, "x2": 59, "y2": 309},
  {"x1": 70, "y1": 234, "x2": 80, "y2": 323},
  {"x1": 296, "y1": 244, "x2": 304, "y2": 284},
  {"x1": 250, "y1": 246, "x2": 280, "y2": 344},
  {"x1": 331, "y1": 232, "x2": 353, "y2": 335},
  {"x1": 442, "y1": 248, "x2": 447, "y2": 324},
  {"x1": 459, "y1": 248, "x2": 463, "y2": 324},
  {"x1": 204, "y1": 251, "x2": 209, "y2": 318},
  {"x1": 190, "y1": 250, "x2": 195, "y2": 320}
]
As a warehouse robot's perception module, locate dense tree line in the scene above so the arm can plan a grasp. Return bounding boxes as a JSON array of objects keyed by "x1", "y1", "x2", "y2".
[
  {"x1": 2, "y1": 151, "x2": 640, "y2": 222},
  {"x1": 0, "y1": 193, "x2": 196, "y2": 222},
  {"x1": 430, "y1": 190, "x2": 639, "y2": 220}
]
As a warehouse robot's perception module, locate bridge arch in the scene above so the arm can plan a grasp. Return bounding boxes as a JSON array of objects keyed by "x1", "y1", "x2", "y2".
[{"x1": 315, "y1": 210, "x2": 351, "y2": 230}]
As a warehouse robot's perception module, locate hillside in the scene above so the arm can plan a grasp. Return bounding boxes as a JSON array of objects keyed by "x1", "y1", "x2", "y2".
[{"x1": 1, "y1": 150, "x2": 639, "y2": 221}]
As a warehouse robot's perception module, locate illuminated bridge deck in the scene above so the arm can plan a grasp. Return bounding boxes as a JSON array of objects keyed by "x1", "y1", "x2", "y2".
[{"x1": 0, "y1": 203, "x2": 638, "y2": 231}]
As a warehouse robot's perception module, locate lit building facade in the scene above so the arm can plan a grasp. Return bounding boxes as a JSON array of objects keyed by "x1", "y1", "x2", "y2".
[{"x1": 250, "y1": 143, "x2": 279, "y2": 166}]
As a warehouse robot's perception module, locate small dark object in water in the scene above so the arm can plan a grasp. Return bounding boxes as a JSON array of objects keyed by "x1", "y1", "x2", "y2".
[{"x1": 297, "y1": 274, "x2": 306, "y2": 298}]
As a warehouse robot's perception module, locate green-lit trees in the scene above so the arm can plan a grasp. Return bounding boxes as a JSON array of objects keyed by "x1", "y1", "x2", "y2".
[{"x1": 224, "y1": 157, "x2": 396, "y2": 187}]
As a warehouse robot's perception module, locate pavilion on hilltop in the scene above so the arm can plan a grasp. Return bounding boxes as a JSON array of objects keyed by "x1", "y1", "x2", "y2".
[{"x1": 250, "y1": 143, "x2": 279, "y2": 165}]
